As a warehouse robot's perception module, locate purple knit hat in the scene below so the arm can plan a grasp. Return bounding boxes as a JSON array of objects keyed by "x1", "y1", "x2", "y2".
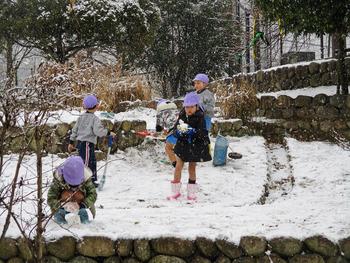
[
  {"x1": 193, "y1": 73, "x2": 209, "y2": 84},
  {"x1": 183, "y1": 92, "x2": 200, "y2": 107},
  {"x1": 83, "y1": 95, "x2": 98, "y2": 109},
  {"x1": 60, "y1": 156, "x2": 85, "y2": 186}
]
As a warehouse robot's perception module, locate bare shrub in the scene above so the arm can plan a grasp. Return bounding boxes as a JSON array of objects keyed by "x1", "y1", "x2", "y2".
[{"x1": 219, "y1": 81, "x2": 258, "y2": 121}]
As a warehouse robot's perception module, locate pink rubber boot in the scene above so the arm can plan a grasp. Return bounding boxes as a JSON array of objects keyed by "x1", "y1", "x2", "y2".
[
  {"x1": 187, "y1": 183, "x2": 197, "y2": 201},
  {"x1": 167, "y1": 182, "x2": 181, "y2": 200}
]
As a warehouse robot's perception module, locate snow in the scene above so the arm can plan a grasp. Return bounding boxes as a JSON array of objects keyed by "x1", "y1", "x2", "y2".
[
  {"x1": 257, "y1": 85, "x2": 337, "y2": 99},
  {"x1": 1, "y1": 135, "x2": 349, "y2": 243},
  {"x1": 3, "y1": 107, "x2": 157, "y2": 129}
]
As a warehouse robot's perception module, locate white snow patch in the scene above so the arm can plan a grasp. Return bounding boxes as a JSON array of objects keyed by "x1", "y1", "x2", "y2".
[{"x1": 257, "y1": 86, "x2": 337, "y2": 99}]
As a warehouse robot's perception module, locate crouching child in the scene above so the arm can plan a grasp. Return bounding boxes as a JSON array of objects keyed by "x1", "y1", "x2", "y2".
[{"x1": 48, "y1": 156, "x2": 97, "y2": 224}]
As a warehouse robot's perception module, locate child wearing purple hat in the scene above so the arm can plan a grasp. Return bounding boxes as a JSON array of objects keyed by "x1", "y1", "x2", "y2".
[
  {"x1": 47, "y1": 156, "x2": 97, "y2": 224},
  {"x1": 193, "y1": 73, "x2": 215, "y2": 131},
  {"x1": 167, "y1": 92, "x2": 211, "y2": 201},
  {"x1": 68, "y1": 94, "x2": 116, "y2": 187}
]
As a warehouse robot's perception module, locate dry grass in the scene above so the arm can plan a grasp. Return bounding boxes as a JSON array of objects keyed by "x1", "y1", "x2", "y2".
[
  {"x1": 219, "y1": 80, "x2": 258, "y2": 121},
  {"x1": 27, "y1": 51, "x2": 152, "y2": 112}
]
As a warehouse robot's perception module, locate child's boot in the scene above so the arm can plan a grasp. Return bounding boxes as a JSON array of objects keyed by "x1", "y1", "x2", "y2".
[
  {"x1": 187, "y1": 183, "x2": 197, "y2": 201},
  {"x1": 167, "y1": 182, "x2": 181, "y2": 200}
]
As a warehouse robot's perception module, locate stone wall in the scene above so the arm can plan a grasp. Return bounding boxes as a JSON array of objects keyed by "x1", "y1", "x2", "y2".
[
  {"x1": 0, "y1": 236, "x2": 349, "y2": 263},
  {"x1": 210, "y1": 58, "x2": 350, "y2": 94},
  {"x1": 4, "y1": 120, "x2": 147, "y2": 156},
  {"x1": 210, "y1": 94, "x2": 350, "y2": 142}
]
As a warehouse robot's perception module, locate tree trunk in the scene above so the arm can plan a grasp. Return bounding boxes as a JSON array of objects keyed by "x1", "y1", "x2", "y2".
[
  {"x1": 245, "y1": 9, "x2": 250, "y2": 73},
  {"x1": 335, "y1": 33, "x2": 348, "y2": 94},
  {"x1": 253, "y1": 9, "x2": 261, "y2": 71},
  {"x1": 5, "y1": 39, "x2": 15, "y2": 88},
  {"x1": 35, "y1": 129, "x2": 44, "y2": 263}
]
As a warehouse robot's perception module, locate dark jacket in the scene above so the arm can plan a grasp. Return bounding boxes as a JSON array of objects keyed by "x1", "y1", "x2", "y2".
[{"x1": 173, "y1": 108, "x2": 212, "y2": 162}]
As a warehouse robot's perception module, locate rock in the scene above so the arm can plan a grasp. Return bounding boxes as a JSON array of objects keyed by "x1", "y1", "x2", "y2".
[
  {"x1": 148, "y1": 255, "x2": 186, "y2": 263},
  {"x1": 295, "y1": 96, "x2": 313, "y2": 108},
  {"x1": 282, "y1": 121, "x2": 298, "y2": 131},
  {"x1": 321, "y1": 73, "x2": 331, "y2": 86},
  {"x1": 319, "y1": 121, "x2": 332, "y2": 132},
  {"x1": 296, "y1": 108, "x2": 315, "y2": 119},
  {"x1": 69, "y1": 256, "x2": 98, "y2": 263},
  {"x1": 260, "y1": 96, "x2": 275, "y2": 110},
  {"x1": 17, "y1": 238, "x2": 33, "y2": 262},
  {"x1": 320, "y1": 62, "x2": 329, "y2": 73},
  {"x1": 239, "y1": 236, "x2": 266, "y2": 256},
  {"x1": 0, "y1": 237, "x2": 18, "y2": 260},
  {"x1": 220, "y1": 122, "x2": 233, "y2": 133},
  {"x1": 44, "y1": 256, "x2": 63, "y2": 263},
  {"x1": 334, "y1": 120, "x2": 347, "y2": 130},
  {"x1": 315, "y1": 106, "x2": 339, "y2": 119},
  {"x1": 329, "y1": 60, "x2": 337, "y2": 71},
  {"x1": 121, "y1": 121, "x2": 132, "y2": 132},
  {"x1": 288, "y1": 68, "x2": 296, "y2": 78},
  {"x1": 47, "y1": 236, "x2": 76, "y2": 261},
  {"x1": 304, "y1": 236, "x2": 338, "y2": 257},
  {"x1": 232, "y1": 256, "x2": 256, "y2": 263},
  {"x1": 257, "y1": 254, "x2": 287, "y2": 263},
  {"x1": 104, "y1": 256, "x2": 121, "y2": 263},
  {"x1": 313, "y1": 94, "x2": 329, "y2": 106},
  {"x1": 123, "y1": 258, "x2": 141, "y2": 263},
  {"x1": 151, "y1": 238, "x2": 194, "y2": 258},
  {"x1": 77, "y1": 236, "x2": 115, "y2": 257},
  {"x1": 55, "y1": 123, "x2": 71, "y2": 137},
  {"x1": 339, "y1": 237, "x2": 350, "y2": 259},
  {"x1": 134, "y1": 240, "x2": 151, "y2": 262},
  {"x1": 297, "y1": 121, "x2": 312, "y2": 130},
  {"x1": 7, "y1": 257, "x2": 23, "y2": 263},
  {"x1": 196, "y1": 237, "x2": 219, "y2": 259},
  {"x1": 116, "y1": 240, "x2": 133, "y2": 257},
  {"x1": 296, "y1": 65, "x2": 309, "y2": 79},
  {"x1": 326, "y1": 256, "x2": 348, "y2": 263},
  {"x1": 346, "y1": 95, "x2": 350, "y2": 109},
  {"x1": 214, "y1": 255, "x2": 231, "y2": 263},
  {"x1": 257, "y1": 71, "x2": 264, "y2": 82},
  {"x1": 191, "y1": 255, "x2": 212, "y2": 263},
  {"x1": 309, "y1": 62, "x2": 320, "y2": 74},
  {"x1": 341, "y1": 108, "x2": 350, "y2": 119},
  {"x1": 330, "y1": 95, "x2": 346, "y2": 108},
  {"x1": 269, "y1": 237, "x2": 302, "y2": 257},
  {"x1": 131, "y1": 120, "x2": 147, "y2": 133},
  {"x1": 216, "y1": 240, "x2": 242, "y2": 259},
  {"x1": 232, "y1": 119, "x2": 244, "y2": 131},
  {"x1": 289, "y1": 254, "x2": 325, "y2": 263},
  {"x1": 310, "y1": 74, "x2": 321, "y2": 87},
  {"x1": 275, "y1": 95, "x2": 293, "y2": 109},
  {"x1": 282, "y1": 109, "x2": 294, "y2": 119}
]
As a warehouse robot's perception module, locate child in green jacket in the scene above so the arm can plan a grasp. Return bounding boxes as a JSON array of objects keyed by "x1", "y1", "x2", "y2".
[{"x1": 47, "y1": 156, "x2": 97, "y2": 224}]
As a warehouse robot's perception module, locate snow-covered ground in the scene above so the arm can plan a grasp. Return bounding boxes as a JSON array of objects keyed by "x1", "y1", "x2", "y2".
[
  {"x1": 257, "y1": 85, "x2": 337, "y2": 98},
  {"x1": 1, "y1": 135, "x2": 349, "y2": 243}
]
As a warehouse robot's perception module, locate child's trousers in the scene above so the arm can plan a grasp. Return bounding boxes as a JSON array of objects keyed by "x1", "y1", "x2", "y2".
[{"x1": 77, "y1": 141, "x2": 97, "y2": 183}]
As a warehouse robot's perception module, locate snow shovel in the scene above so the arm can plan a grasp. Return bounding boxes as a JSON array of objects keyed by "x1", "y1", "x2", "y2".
[
  {"x1": 135, "y1": 130, "x2": 166, "y2": 141},
  {"x1": 98, "y1": 135, "x2": 113, "y2": 191}
]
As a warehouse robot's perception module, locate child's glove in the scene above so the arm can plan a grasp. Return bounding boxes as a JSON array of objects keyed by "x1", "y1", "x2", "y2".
[{"x1": 110, "y1": 131, "x2": 116, "y2": 137}]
